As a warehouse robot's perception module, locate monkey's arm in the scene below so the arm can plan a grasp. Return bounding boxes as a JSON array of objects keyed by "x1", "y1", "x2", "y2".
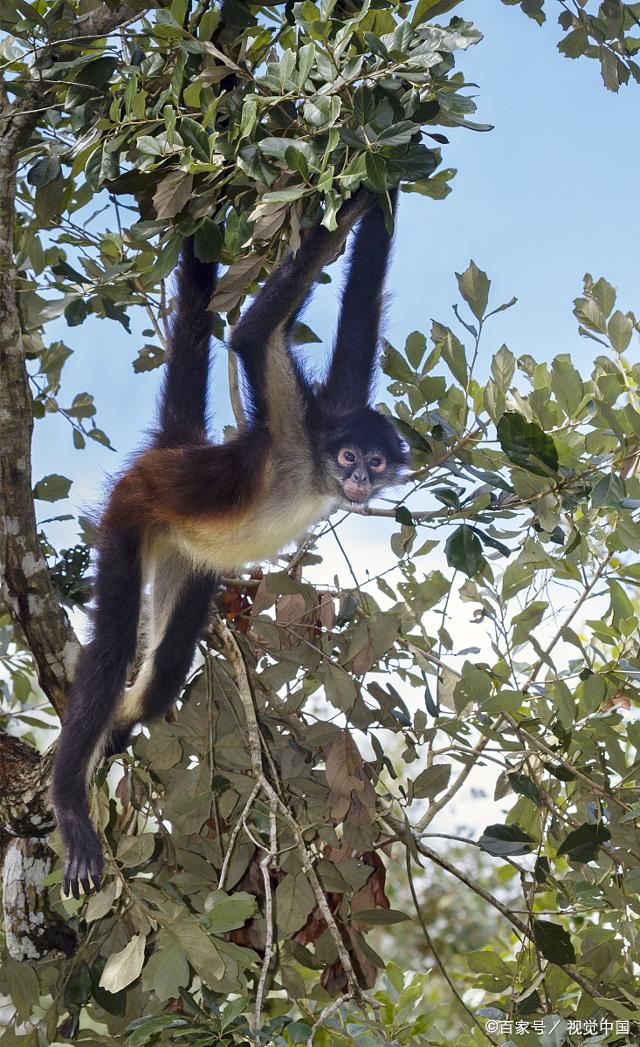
[
  {"x1": 321, "y1": 188, "x2": 398, "y2": 412},
  {"x1": 156, "y1": 237, "x2": 219, "y2": 448},
  {"x1": 229, "y1": 190, "x2": 374, "y2": 417}
]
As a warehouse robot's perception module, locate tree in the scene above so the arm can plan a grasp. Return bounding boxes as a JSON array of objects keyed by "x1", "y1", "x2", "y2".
[{"x1": 1, "y1": 2, "x2": 640, "y2": 1045}]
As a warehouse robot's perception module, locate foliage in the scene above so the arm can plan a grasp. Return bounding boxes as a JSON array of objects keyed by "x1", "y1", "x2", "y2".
[
  {"x1": 502, "y1": 0, "x2": 640, "y2": 91},
  {"x1": 2, "y1": 2, "x2": 640, "y2": 1047}
]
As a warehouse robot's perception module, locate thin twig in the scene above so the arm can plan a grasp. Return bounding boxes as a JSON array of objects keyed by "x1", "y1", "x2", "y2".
[
  {"x1": 385, "y1": 816, "x2": 602, "y2": 1002},
  {"x1": 524, "y1": 550, "x2": 614, "y2": 687},
  {"x1": 405, "y1": 848, "x2": 498, "y2": 1045},
  {"x1": 218, "y1": 782, "x2": 260, "y2": 892},
  {"x1": 306, "y1": 994, "x2": 352, "y2": 1047},
  {"x1": 213, "y1": 618, "x2": 367, "y2": 1006},
  {"x1": 254, "y1": 802, "x2": 277, "y2": 1043}
]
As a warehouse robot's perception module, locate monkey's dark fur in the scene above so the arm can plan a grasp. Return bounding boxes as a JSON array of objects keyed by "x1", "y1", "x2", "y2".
[{"x1": 52, "y1": 188, "x2": 407, "y2": 897}]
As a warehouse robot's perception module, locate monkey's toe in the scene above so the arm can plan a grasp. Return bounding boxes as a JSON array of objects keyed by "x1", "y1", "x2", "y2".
[
  {"x1": 64, "y1": 849, "x2": 103, "y2": 899},
  {"x1": 60, "y1": 819, "x2": 104, "y2": 899}
]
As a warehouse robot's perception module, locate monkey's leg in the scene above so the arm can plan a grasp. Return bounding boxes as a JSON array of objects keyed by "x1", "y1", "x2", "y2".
[
  {"x1": 113, "y1": 548, "x2": 215, "y2": 732},
  {"x1": 51, "y1": 527, "x2": 142, "y2": 898}
]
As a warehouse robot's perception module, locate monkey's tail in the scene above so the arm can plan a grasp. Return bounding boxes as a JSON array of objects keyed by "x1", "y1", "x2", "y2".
[{"x1": 155, "y1": 237, "x2": 220, "y2": 448}]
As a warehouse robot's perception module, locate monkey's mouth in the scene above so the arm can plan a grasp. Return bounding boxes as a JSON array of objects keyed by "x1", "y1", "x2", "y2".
[{"x1": 343, "y1": 482, "x2": 370, "y2": 504}]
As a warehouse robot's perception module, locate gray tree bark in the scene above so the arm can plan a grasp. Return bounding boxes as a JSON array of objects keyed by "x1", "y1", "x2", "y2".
[{"x1": 0, "y1": 0, "x2": 150, "y2": 960}]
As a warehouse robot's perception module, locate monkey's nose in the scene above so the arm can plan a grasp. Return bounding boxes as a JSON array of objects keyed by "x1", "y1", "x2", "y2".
[{"x1": 352, "y1": 469, "x2": 368, "y2": 484}]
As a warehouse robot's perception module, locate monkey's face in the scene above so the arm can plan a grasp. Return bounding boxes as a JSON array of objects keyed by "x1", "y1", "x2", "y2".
[
  {"x1": 321, "y1": 406, "x2": 408, "y2": 504},
  {"x1": 334, "y1": 446, "x2": 389, "y2": 503}
]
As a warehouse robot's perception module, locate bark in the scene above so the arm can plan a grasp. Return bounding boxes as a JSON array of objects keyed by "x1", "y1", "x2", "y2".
[
  {"x1": 3, "y1": 838, "x2": 76, "y2": 960},
  {"x1": 0, "y1": 0, "x2": 153, "y2": 960},
  {"x1": 0, "y1": 731, "x2": 76, "y2": 959},
  {"x1": 0, "y1": 6, "x2": 149, "y2": 719},
  {"x1": 0, "y1": 79, "x2": 79, "y2": 718}
]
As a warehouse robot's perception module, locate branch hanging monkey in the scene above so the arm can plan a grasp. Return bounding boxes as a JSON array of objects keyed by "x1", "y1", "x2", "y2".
[{"x1": 52, "y1": 188, "x2": 407, "y2": 897}]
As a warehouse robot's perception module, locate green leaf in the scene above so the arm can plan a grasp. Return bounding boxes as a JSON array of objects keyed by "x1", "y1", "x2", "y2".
[
  {"x1": 511, "y1": 600, "x2": 547, "y2": 647},
  {"x1": 456, "y1": 261, "x2": 490, "y2": 321},
  {"x1": 453, "y1": 661, "x2": 492, "y2": 712},
  {"x1": 63, "y1": 961, "x2": 92, "y2": 1009},
  {"x1": 556, "y1": 822, "x2": 611, "y2": 863},
  {"x1": 193, "y1": 218, "x2": 223, "y2": 263},
  {"x1": 27, "y1": 156, "x2": 62, "y2": 187},
  {"x1": 127, "y1": 1015, "x2": 178, "y2": 1047},
  {"x1": 403, "y1": 167, "x2": 456, "y2": 200},
  {"x1": 133, "y1": 344, "x2": 165, "y2": 373},
  {"x1": 551, "y1": 355, "x2": 583, "y2": 416},
  {"x1": 180, "y1": 116, "x2": 210, "y2": 161},
  {"x1": 34, "y1": 474, "x2": 72, "y2": 502},
  {"x1": 508, "y1": 772, "x2": 541, "y2": 806},
  {"x1": 203, "y1": 891, "x2": 258, "y2": 934},
  {"x1": 478, "y1": 823, "x2": 535, "y2": 856},
  {"x1": 591, "y1": 472, "x2": 625, "y2": 507},
  {"x1": 303, "y1": 94, "x2": 341, "y2": 128},
  {"x1": 404, "y1": 330, "x2": 426, "y2": 368},
  {"x1": 391, "y1": 419, "x2": 431, "y2": 453},
  {"x1": 290, "y1": 321, "x2": 321, "y2": 345},
  {"x1": 413, "y1": 0, "x2": 464, "y2": 23},
  {"x1": 377, "y1": 121, "x2": 418, "y2": 147},
  {"x1": 275, "y1": 874, "x2": 316, "y2": 937},
  {"x1": 153, "y1": 171, "x2": 194, "y2": 219},
  {"x1": 479, "y1": 688, "x2": 523, "y2": 714},
  {"x1": 4, "y1": 958, "x2": 40, "y2": 1022},
  {"x1": 445, "y1": 525, "x2": 484, "y2": 577},
  {"x1": 64, "y1": 298, "x2": 87, "y2": 327},
  {"x1": 490, "y1": 344, "x2": 515, "y2": 393},
  {"x1": 325, "y1": 663, "x2": 358, "y2": 712},
  {"x1": 558, "y1": 27, "x2": 588, "y2": 58},
  {"x1": 497, "y1": 411, "x2": 559, "y2": 474},
  {"x1": 116, "y1": 834, "x2": 155, "y2": 868},
  {"x1": 533, "y1": 920, "x2": 576, "y2": 965},
  {"x1": 285, "y1": 145, "x2": 310, "y2": 180},
  {"x1": 76, "y1": 56, "x2": 118, "y2": 89},
  {"x1": 431, "y1": 321, "x2": 467, "y2": 386},
  {"x1": 154, "y1": 945, "x2": 189, "y2": 1001},
  {"x1": 353, "y1": 85, "x2": 376, "y2": 125},
  {"x1": 352, "y1": 909, "x2": 412, "y2": 925},
  {"x1": 608, "y1": 309, "x2": 634, "y2": 352},
  {"x1": 365, "y1": 152, "x2": 388, "y2": 191},
  {"x1": 383, "y1": 341, "x2": 415, "y2": 383},
  {"x1": 68, "y1": 392, "x2": 96, "y2": 419},
  {"x1": 262, "y1": 186, "x2": 309, "y2": 203},
  {"x1": 99, "y1": 934, "x2": 146, "y2": 993},
  {"x1": 395, "y1": 505, "x2": 414, "y2": 526},
  {"x1": 170, "y1": 917, "x2": 225, "y2": 982},
  {"x1": 467, "y1": 950, "x2": 513, "y2": 979},
  {"x1": 412, "y1": 763, "x2": 451, "y2": 799}
]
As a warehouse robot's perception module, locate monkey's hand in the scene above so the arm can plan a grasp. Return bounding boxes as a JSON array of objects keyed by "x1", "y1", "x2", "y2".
[{"x1": 58, "y1": 811, "x2": 104, "y2": 899}]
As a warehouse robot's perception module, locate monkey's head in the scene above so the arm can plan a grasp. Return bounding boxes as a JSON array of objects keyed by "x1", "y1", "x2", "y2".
[{"x1": 321, "y1": 407, "x2": 408, "y2": 504}]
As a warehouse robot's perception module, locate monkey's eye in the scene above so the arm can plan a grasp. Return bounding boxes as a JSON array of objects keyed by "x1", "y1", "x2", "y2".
[
  {"x1": 368, "y1": 455, "x2": 387, "y2": 473},
  {"x1": 338, "y1": 449, "x2": 356, "y2": 465}
]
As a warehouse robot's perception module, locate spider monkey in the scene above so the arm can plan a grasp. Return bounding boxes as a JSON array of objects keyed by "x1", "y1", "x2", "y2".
[{"x1": 52, "y1": 187, "x2": 407, "y2": 897}]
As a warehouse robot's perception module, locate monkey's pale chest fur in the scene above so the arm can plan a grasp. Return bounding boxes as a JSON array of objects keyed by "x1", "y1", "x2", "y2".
[{"x1": 173, "y1": 454, "x2": 335, "y2": 571}]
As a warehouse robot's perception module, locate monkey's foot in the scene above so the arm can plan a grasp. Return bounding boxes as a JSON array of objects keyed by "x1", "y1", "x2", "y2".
[{"x1": 58, "y1": 815, "x2": 104, "y2": 900}]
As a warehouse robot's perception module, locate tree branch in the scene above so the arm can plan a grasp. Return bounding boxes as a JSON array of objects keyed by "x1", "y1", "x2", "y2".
[
  {"x1": 0, "y1": 2, "x2": 153, "y2": 717},
  {"x1": 0, "y1": 123, "x2": 78, "y2": 716}
]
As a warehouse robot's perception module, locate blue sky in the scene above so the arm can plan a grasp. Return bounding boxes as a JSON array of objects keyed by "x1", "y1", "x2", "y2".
[{"x1": 33, "y1": 2, "x2": 640, "y2": 541}]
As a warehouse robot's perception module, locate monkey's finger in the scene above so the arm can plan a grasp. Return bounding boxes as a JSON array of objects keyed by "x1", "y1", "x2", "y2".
[
  {"x1": 80, "y1": 871, "x2": 93, "y2": 896},
  {"x1": 66, "y1": 863, "x2": 80, "y2": 901},
  {"x1": 89, "y1": 852, "x2": 104, "y2": 895}
]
